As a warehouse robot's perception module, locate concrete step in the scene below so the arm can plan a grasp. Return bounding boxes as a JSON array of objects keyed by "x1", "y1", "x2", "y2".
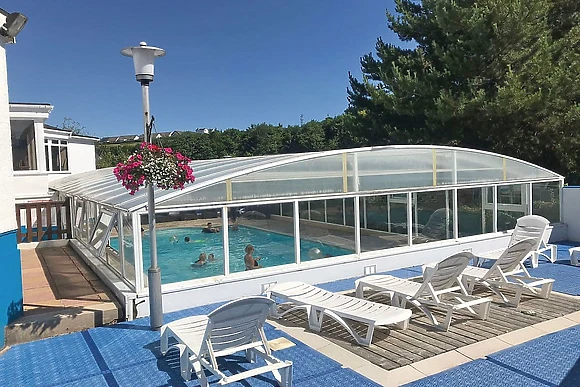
[{"x1": 4, "y1": 301, "x2": 122, "y2": 346}]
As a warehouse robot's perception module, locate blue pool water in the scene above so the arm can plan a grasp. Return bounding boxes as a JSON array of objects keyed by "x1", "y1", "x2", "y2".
[{"x1": 113, "y1": 226, "x2": 352, "y2": 283}]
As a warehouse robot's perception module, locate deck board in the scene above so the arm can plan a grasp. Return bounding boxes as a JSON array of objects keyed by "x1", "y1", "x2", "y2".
[{"x1": 273, "y1": 290, "x2": 580, "y2": 371}]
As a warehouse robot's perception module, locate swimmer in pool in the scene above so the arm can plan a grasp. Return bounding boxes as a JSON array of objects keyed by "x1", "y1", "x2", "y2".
[
  {"x1": 202, "y1": 222, "x2": 220, "y2": 233},
  {"x1": 191, "y1": 253, "x2": 207, "y2": 267},
  {"x1": 244, "y1": 244, "x2": 262, "y2": 270}
]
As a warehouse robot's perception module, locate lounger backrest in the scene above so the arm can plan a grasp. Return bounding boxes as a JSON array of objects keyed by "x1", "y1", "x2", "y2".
[
  {"x1": 488, "y1": 238, "x2": 536, "y2": 277},
  {"x1": 508, "y1": 215, "x2": 549, "y2": 250},
  {"x1": 204, "y1": 296, "x2": 274, "y2": 354},
  {"x1": 420, "y1": 252, "x2": 472, "y2": 294}
]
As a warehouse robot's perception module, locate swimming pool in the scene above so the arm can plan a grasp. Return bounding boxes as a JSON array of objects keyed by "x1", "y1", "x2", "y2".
[{"x1": 112, "y1": 226, "x2": 353, "y2": 283}]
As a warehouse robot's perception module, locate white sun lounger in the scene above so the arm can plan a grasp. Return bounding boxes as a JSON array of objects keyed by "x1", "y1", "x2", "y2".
[
  {"x1": 462, "y1": 238, "x2": 555, "y2": 307},
  {"x1": 355, "y1": 252, "x2": 492, "y2": 331},
  {"x1": 476, "y1": 215, "x2": 549, "y2": 268},
  {"x1": 266, "y1": 282, "x2": 412, "y2": 346},
  {"x1": 160, "y1": 296, "x2": 293, "y2": 386}
]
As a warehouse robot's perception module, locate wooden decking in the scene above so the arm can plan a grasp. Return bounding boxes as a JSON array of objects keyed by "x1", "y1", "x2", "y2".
[{"x1": 275, "y1": 289, "x2": 580, "y2": 371}]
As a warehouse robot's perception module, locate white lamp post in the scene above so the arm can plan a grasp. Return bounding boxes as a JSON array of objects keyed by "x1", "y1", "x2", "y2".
[{"x1": 121, "y1": 42, "x2": 166, "y2": 330}]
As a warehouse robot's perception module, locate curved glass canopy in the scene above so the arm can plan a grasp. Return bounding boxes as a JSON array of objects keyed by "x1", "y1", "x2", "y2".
[{"x1": 50, "y1": 146, "x2": 563, "y2": 212}]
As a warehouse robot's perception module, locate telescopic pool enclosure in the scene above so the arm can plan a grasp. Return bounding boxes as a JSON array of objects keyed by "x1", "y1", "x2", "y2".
[{"x1": 50, "y1": 145, "x2": 564, "y2": 319}]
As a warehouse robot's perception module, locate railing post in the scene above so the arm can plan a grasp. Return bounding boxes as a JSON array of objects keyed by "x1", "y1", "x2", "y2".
[{"x1": 65, "y1": 199, "x2": 72, "y2": 239}]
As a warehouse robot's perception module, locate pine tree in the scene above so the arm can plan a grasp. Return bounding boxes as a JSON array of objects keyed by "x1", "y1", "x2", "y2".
[{"x1": 348, "y1": 0, "x2": 580, "y2": 181}]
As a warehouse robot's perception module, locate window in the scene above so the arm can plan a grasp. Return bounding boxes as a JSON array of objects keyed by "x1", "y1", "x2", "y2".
[
  {"x1": 11, "y1": 120, "x2": 37, "y2": 170},
  {"x1": 45, "y1": 139, "x2": 69, "y2": 171}
]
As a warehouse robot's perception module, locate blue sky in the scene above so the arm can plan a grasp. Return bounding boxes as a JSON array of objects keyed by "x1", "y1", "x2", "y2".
[{"x1": 4, "y1": 1, "x2": 404, "y2": 137}]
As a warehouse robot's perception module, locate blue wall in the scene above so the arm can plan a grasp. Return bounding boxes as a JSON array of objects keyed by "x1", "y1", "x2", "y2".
[{"x1": 0, "y1": 230, "x2": 22, "y2": 348}]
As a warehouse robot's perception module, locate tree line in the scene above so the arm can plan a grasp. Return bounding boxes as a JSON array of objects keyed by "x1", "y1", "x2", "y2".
[{"x1": 97, "y1": 0, "x2": 580, "y2": 183}]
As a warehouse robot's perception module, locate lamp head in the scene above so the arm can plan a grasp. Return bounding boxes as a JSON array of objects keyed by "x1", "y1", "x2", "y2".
[
  {"x1": 121, "y1": 41, "x2": 166, "y2": 84},
  {"x1": 0, "y1": 12, "x2": 28, "y2": 43}
]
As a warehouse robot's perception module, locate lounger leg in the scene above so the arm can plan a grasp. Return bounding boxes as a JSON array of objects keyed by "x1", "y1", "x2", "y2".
[
  {"x1": 270, "y1": 361, "x2": 293, "y2": 387},
  {"x1": 441, "y1": 308, "x2": 453, "y2": 331},
  {"x1": 246, "y1": 348, "x2": 257, "y2": 363},
  {"x1": 509, "y1": 288, "x2": 524, "y2": 307},
  {"x1": 308, "y1": 307, "x2": 324, "y2": 332},
  {"x1": 355, "y1": 283, "x2": 364, "y2": 298},
  {"x1": 477, "y1": 302, "x2": 491, "y2": 320},
  {"x1": 160, "y1": 326, "x2": 168, "y2": 355},
  {"x1": 279, "y1": 362, "x2": 293, "y2": 387},
  {"x1": 539, "y1": 282, "x2": 553, "y2": 299},
  {"x1": 531, "y1": 252, "x2": 539, "y2": 269},
  {"x1": 360, "y1": 323, "x2": 376, "y2": 346},
  {"x1": 549, "y1": 245, "x2": 557, "y2": 263}
]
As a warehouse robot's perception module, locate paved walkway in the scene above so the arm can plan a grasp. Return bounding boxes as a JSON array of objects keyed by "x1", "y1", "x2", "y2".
[{"x1": 5, "y1": 244, "x2": 121, "y2": 346}]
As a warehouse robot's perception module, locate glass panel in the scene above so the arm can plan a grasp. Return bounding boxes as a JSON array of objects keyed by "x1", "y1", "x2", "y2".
[
  {"x1": 412, "y1": 191, "x2": 453, "y2": 244},
  {"x1": 357, "y1": 148, "x2": 435, "y2": 191},
  {"x1": 360, "y1": 194, "x2": 409, "y2": 252},
  {"x1": 60, "y1": 145, "x2": 68, "y2": 171},
  {"x1": 457, "y1": 187, "x2": 490, "y2": 237},
  {"x1": 232, "y1": 154, "x2": 345, "y2": 199},
  {"x1": 89, "y1": 211, "x2": 115, "y2": 254},
  {"x1": 229, "y1": 203, "x2": 294, "y2": 274},
  {"x1": 45, "y1": 144, "x2": 50, "y2": 171},
  {"x1": 122, "y1": 213, "x2": 136, "y2": 286},
  {"x1": 497, "y1": 184, "x2": 528, "y2": 231},
  {"x1": 326, "y1": 199, "x2": 345, "y2": 225},
  {"x1": 49, "y1": 147, "x2": 563, "y2": 212},
  {"x1": 300, "y1": 199, "x2": 354, "y2": 261},
  {"x1": 532, "y1": 181, "x2": 560, "y2": 223},
  {"x1": 51, "y1": 145, "x2": 60, "y2": 171},
  {"x1": 141, "y1": 208, "x2": 226, "y2": 284},
  {"x1": 11, "y1": 120, "x2": 37, "y2": 171}
]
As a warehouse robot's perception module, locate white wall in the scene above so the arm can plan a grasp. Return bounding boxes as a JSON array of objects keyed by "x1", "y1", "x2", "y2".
[
  {"x1": 67, "y1": 140, "x2": 96, "y2": 174},
  {"x1": 562, "y1": 186, "x2": 580, "y2": 241},
  {"x1": 0, "y1": 38, "x2": 16, "y2": 232}
]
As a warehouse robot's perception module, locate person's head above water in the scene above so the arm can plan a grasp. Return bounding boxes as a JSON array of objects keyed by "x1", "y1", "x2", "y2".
[
  {"x1": 207, "y1": 222, "x2": 212, "y2": 227},
  {"x1": 245, "y1": 244, "x2": 254, "y2": 254},
  {"x1": 184, "y1": 236, "x2": 190, "y2": 243}
]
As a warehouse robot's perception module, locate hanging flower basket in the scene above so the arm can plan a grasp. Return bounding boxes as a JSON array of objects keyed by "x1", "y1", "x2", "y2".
[{"x1": 113, "y1": 142, "x2": 195, "y2": 195}]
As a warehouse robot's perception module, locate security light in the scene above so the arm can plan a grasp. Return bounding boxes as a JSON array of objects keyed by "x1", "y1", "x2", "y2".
[{"x1": 0, "y1": 12, "x2": 28, "y2": 40}]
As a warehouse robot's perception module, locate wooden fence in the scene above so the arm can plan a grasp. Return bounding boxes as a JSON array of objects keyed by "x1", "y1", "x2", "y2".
[{"x1": 15, "y1": 200, "x2": 71, "y2": 243}]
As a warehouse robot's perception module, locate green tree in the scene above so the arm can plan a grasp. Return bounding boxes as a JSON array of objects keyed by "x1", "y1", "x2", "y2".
[
  {"x1": 348, "y1": 0, "x2": 580, "y2": 181},
  {"x1": 61, "y1": 117, "x2": 89, "y2": 136}
]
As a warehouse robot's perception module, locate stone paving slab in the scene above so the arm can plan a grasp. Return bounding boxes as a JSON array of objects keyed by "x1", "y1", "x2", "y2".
[{"x1": 4, "y1": 244, "x2": 122, "y2": 346}]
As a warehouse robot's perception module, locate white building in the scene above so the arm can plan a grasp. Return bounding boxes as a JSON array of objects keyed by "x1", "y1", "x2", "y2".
[{"x1": 9, "y1": 103, "x2": 99, "y2": 202}]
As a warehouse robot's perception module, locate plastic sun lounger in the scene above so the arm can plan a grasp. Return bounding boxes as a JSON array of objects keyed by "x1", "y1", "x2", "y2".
[
  {"x1": 160, "y1": 296, "x2": 293, "y2": 386},
  {"x1": 265, "y1": 282, "x2": 412, "y2": 346},
  {"x1": 462, "y1": 238, "x2": 555, "y2": 307},
  {"x1": 476, "y1": 215, "x2": 549, "y2": 268},
  {"x1": 355, "y1": 252, "x2": 492, "y2": 331}
]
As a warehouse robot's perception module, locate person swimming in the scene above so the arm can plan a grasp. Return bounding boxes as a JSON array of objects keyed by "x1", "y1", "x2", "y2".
[
  {"x1": 184, "y1": 236, "x2": 191, "y2": 243},
  {"x1": 208, "y1": 253, "x2": 215, "y2": 261},
  {"x1": 202, "y1": 222, "x2": 220, "y2": 233},
  {"x1": 244, "y1": 244, "x2": 262, "y2": 270},
  {"x1": 169, "y1": 235, "x2": 179, "y2": 244},
  {"x1": 191, "y1": 253, "x2": 207, "y2": 267}
]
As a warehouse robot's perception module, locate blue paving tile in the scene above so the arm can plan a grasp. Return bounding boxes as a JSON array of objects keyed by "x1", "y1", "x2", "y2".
[
  {"x1": 111, "y1": 325, "x2": 349, "y2": 386},
  {"x1": 58, "y1": 374, "x2": 109, "y2": 387},
  {"x1": 0, "y1": 333, "x2": 101, "y2": 387},
  {"x1": 487, "y1": 326, "x2": 580, "y2": 386},
  {"x1": 404, "y1": 359, "x2": 547, "y2": 387},
  {"x1": 294, "y1": 367, "x2": 382, "y2": 386},
  {"x1": 527, "y1": 260, "x2": 580, "y2": 295}
]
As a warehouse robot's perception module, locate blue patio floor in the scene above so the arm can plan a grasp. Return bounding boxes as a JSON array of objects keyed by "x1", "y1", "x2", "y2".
[
  {"x1": 404, "y1": 325, "x2": 580, "y2": 387},
  {"x1": 1, "y1": 242, "x2": 578, "y2": 386},
  {"x1": 0, "y1": 302, "x2": 383, "y2": 387}
]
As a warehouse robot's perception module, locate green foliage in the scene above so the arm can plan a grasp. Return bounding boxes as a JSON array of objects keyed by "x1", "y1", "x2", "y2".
[
  {"x1": 348, "y1": 0, "x2": 580, "y2": 182},
  {"x1": 96, "y1": 143, "x2": 138, "y2": 169}
]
